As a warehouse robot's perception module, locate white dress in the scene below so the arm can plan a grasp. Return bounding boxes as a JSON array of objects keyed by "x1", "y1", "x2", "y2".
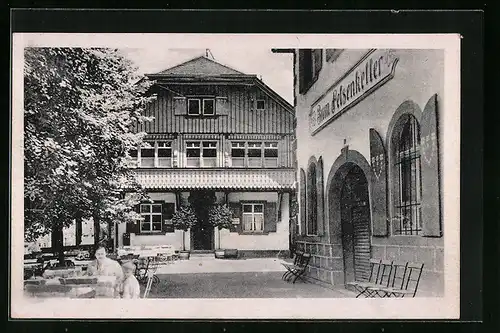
[{"x1": 121, "y1": 275, "x2": 141, "y2": 299}]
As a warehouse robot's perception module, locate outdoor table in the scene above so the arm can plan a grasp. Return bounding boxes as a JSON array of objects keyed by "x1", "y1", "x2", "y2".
[
  {"x1": 24, "y1": 275, "x2": 119, "y2": 298},
  {"x1": 43, "y1": 267, "x2": 82, "y2": 279}
]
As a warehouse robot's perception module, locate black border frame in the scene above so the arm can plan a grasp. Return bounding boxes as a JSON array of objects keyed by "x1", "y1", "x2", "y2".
[{"x1": 7, "y1": 7, "x2": 489, "y2": 333}]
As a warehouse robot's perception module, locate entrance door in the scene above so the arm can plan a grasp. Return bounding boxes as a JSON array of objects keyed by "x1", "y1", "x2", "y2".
[
  {"x1": 191, "y1": 225, "x2": 214, "y2": 250},
  {"x1": 340, "y1": 165, "x2": 371, "y2": 284},
  {"x1": 188, "y1": 190, "x2": 215, "y2": 251}
]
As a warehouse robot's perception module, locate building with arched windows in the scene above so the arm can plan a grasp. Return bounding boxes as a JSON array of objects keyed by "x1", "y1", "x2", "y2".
[{"x1": 275, "y1": 48, "x2": 444, "y2": 296}]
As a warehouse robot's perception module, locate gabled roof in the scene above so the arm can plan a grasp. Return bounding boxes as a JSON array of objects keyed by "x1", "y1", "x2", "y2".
[
  {"x1": 152, "y1": 55, "x2": 245, "y2": 76},
  {"x1": 146, "y1": 55, "x2": 293, "y2": 112}
]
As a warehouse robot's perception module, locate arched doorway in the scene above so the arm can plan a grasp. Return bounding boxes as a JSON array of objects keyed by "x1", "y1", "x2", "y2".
[{"x1": 340, "y1": 165, "x2": 371, "y2": 284}]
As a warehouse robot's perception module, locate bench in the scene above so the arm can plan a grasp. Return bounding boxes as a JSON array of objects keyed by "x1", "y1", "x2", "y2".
[
  {"x1": 366, "y1": 262, "x2": 424, "y2": 298},
  {"x1": 346, "y1": 259, "x2": 394, "y2": 298},
  {"x1": 281, "y1": 251, "x2": 311, "y2": 284}
]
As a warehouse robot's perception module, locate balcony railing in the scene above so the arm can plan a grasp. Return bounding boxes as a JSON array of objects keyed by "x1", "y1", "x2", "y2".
[{"x1": 132, "y1": 168, "x2": 296, "y2": 190}]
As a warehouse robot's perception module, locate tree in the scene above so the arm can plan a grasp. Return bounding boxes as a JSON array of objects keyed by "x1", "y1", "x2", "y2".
[
  {"x1": 171, "y1": 205, "x2": 198, "y2": 251},
  {"x1": 24, "y1": 47, "x2": 155, "y2": 262},
  {"x1": 207, "y1": 204, "x2": 233, "y2": 249}
]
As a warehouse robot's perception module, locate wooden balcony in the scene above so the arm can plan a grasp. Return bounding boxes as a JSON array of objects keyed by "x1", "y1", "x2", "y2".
[{"x1": 132, "y1": 168, "x2": 296, "y2": 190}]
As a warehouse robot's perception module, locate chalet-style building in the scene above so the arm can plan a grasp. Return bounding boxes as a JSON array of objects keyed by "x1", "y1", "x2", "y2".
[
  {"x1": 117, "y1": 55, "x2": 296, "y2": 256},
  {"x1": 274, "y1": 48, "x2": 444, "y2": 296}
]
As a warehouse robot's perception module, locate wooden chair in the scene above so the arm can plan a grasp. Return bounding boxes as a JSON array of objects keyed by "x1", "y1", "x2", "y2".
[
  {"x1": 284, "y1": 253, "x2": 311, "y2": 284},
  {"x1": 375, "y1": 262, "x2": 424, "y2": 297},
  {"x1": 349, "y1": 259, "x2": 393, "y2": 298},
  {"x1": 346, "y1": 259, "x2": 382, "y2": 297},
  {"x1": 366, "y1": 261, "x2": 408, "y2": 297},
  {"x1": 281, "y1": 251, "x2": 304, "y2": 281}
]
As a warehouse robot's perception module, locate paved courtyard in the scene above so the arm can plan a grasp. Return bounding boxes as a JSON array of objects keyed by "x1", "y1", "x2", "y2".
[{"x1": 143, "y1": 257, "x2": 355, "y2": 298}]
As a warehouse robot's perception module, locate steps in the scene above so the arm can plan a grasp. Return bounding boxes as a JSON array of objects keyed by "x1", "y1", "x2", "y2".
[{"x1": 190, "y1": 251, "x2": 215, "y2": 260}]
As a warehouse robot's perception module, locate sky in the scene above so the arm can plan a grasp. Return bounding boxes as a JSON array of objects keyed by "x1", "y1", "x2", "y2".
[{"x1": 121, "y1": 48, "x2": 294, "y2": 104}]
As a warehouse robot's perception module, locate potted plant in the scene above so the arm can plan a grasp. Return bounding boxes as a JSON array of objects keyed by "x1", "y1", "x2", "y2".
[
  {"x1": 171, "y1": 205, "x2": 198, "y2": 260},
  {"x1": 207, "y1": 204, "x2": 237, "y2": 259}
]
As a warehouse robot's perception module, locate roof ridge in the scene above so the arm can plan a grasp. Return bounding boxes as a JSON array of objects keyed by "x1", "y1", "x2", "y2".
[{"x1": 152, "y1": 54, "x2": 245, "y2": 76}]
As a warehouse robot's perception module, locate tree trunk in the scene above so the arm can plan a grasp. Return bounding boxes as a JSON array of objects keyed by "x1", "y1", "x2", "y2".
[
  {"x1": 75, "y1": 215, "x2": 82, "y2": 246},
  {"x1": 93, "y1": 212, "x2": 100, "y2": 253},
  {"x1": 107, "y1": 221, "x2": 113, "y2": 252},
  {"x1": 51, "y1": 223, "x2": 64, "y2": 264},
  {"x1": 182, "y1": 230, "x2": 186, "y2": 251}
]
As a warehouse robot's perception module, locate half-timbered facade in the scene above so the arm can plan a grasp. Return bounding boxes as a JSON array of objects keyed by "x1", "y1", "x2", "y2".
[
  {"x1": 119, "y1": 56, "x2": 295, "y2": 256},
  {"x1": 275, "y1": 48, "x2": 444, "y2": 296}
]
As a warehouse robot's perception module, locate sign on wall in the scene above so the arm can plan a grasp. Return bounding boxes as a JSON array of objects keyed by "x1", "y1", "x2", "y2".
[{"x1": 309, "y1": 49, "x2": 399, "y2": 135}]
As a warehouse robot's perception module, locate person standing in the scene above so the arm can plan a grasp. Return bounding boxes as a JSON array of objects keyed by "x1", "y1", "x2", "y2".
[{"x1": 120, "y1": 261, "x2": 141, "y2": 299}]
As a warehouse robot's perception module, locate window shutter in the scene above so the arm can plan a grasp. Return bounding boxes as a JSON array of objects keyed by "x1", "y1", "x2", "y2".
[
  {"x1": 162, "y1": 202, "x2": 176, "y2": 233},
  {"x1": 298, "y1": 50, "x2": 306, "y2": 94},
  {"x1": 126, "y1": 204, "x2": 141, "y2": 234},
  {"x1": 173, "y1": 97, "x2": 187, "y2": 116},
  {"x1": 228, "y1": 202, "x2": 241, "y2": 233},
  {"x1": 299, "y1": 169, "x2": 307, "y2": 236},
  {"x1": 316, "y1": 157, "x2": 325, "y2": 236},
  {"x1": 420, "y1": 94, "x2": 442, "y2": 237},
  {"x1": 370, "y1": 128, "x2": 389, "y2": 236},
  {"x1": 264, "y1": 202, "x2": 278, "y2": 233},
  {"x1": 313, "y1": 49, "x2": 323, "y2": 80},
  {"x1": 216, "y1": 97, "x2": 229, "y2": 115}
]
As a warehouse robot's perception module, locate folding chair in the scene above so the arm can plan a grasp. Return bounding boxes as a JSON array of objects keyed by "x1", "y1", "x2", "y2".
[
  {"x1": 134, "y1": 257, "x2": 150, "y2": 284},
  {"x1": 142, "y1": 270, "x2": 154, "y2": 298},
  {"x1": 281, "y1": 251, "x2": 303, "y2": 281},
  {"x1": 367, "y1": 261, "x2": 408, "y2": 297},
  {"x1": 353, "y1": 260, "x2": 393, "y2": 298},
  {"x1": 284, "y1": 253, "x2": 311, "y2": 284},
  {"x1": 376, "y1": 262, "x2": 424, "y2": 297},
  {"x1": 346, "y1": 259, "x2": 381, "y2": 297}
]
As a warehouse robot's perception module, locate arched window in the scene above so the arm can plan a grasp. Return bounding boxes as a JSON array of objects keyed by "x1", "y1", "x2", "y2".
[
  {"x1": 307, "y1": 162, "x2": 318, "y2": 235},
  {"x1": 393, "y1": 114, "x2": 422, "y2": 235}
]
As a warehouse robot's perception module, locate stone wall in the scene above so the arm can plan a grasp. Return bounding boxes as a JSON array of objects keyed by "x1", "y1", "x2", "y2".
[
  {"x1": 372, "y1": 237, "x2": 444, "y2": 296},
  {"x1": 296, "y1": 237, "x2": 444, "y2": 296},
  {"x1": 296, "y1": 240, "x2": 344, "y2": 287}
]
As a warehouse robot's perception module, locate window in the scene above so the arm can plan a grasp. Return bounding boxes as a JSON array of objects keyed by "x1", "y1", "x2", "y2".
[
  {"x1": 188, "y1": 97, "x2": 216, "y2": 116},
  {"x1": 394, "y1": 115, "x2": 422, "y2": 235},
  {"x1": 157, "y1": 141, "x2": 172, "y2": 167},
  {"x1": 140, "y1": 141, "x2": 155, "y2": 167},
  {"x1": 307, "y1": 162, "x2": 318, "y2": 235},
  {"x1": 203, "y1": 99, "x2": 215, "y2": 115},
  {"x1": 256, "y1": 99, "x2": 265, "y2": 111},
  {"x1": 231, "y1": 142, "x2": 245, "y2": 167},
  {"x1": 325, "y1": 49, "x2": 343, "y2": 62},
  {"x1": 264, "y1": 142, "x2": 278, "y2": 167},
  {"x1": 135, "y1": 141, "x2": 173, "y2": 168},
  {"x1": 299, "y1": 49, "x2": 323, "y2": 94},
  {"x1": 202, "y1": 141, "x2": 217, "y2": 167},
  {"x1": 230, "y1": 141, "x2": 279, "y2": 168},
  {"x1": 188, "y1": 99, "x2": 201, "y2": 115},
  {"x1": 247, "y1": 142, "x2": 263, "y2": 167},
  {"x1": 186, "y1": 141, "x2": 217, "y2": 167},
  {"x1": 186, "y1": 141, "x2": 201, "y2": 167},
  {"x1": 242, "y1": 203, "x2": 264, "y2": 232},
  {"x1": 140, "y1": 203, "x2": 162, "y2": 233}
]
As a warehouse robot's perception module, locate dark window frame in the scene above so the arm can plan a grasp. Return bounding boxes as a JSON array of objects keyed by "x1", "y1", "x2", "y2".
[
  {"x1": 393, "y1": 115, "x2": 423, "y2": 236},
  {"x1": 298, "y1": 49, "x2": 323, "y2": 95},
  {"x1": 230, "y1": 141, "x2": 279, "y2": 168},
  {"x1": 306, "y1": 161, "x2": 318, "y2": 236},
  {"x1": 139, "y1": 203, "x2": 163, "y2": 233}
]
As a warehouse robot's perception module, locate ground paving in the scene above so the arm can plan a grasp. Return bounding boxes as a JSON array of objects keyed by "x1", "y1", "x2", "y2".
[{"x1": 144, "y1": 257, "x2": 355, "y2": 298}]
